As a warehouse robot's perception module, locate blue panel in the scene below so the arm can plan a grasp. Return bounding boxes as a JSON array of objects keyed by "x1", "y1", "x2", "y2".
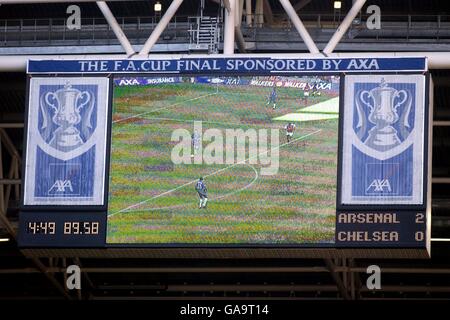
[
  {"x1": 341, "y1": 74, "x2": 426, "y2": 205},
  {"x1": 34, "y1": 146, "x2": 95, "y2": 198},
  {"x1": 23, "y1": 77, "x2": 109, "y2": 206},
  {"x1": 351, "y1": 146, "x2": 413, "y2": 198},
  {"x1": 27, "y1": 57, "x2": 427, "y2": 74},
  {"x1": 335, "y1": 211, "x2": 426, "y2": 248}
]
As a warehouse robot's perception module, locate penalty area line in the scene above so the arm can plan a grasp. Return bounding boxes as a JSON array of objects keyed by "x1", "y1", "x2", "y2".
[
  {"x1": 119, "y1": 163, "x2": 259, "y2": 214},
  {"x1": 113, "y1": 92, "x2": 217, "y2": 124},
  {"x1": 108, "y1": 129, "x2": 322, "y2": 217},
  {"x1": 140, "y1": 116, "x2": 267, "y2": 129}
]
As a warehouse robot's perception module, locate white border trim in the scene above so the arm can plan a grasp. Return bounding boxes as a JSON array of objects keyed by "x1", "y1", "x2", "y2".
[
  {"x1": 23, "y1": 77, "x2": 110, "y2": 206},
  {"x1": 341, "y1": 74, "x2": 426, "y2": 205}
]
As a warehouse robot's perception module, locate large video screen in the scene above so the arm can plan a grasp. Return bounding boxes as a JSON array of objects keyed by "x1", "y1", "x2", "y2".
[
  {"x1": 106, "y1": 75, "x2": 340, "y2": 244},
  {"x1": 18, "y1": 57, "x2": 430, "y2": 253}
]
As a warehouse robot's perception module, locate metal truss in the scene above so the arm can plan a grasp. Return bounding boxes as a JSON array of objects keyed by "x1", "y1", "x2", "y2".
[
  {"x1": 0, "y1": 142, "x2": 449, "y2": 300},
  {"x1": 0, "y1": 0, "x2": 448, "y2": 70},
  {"x1": 0, "y1": 120, "x2": 448, "y2": 300},
  {"x1": 0, "y1": 0, "x2": 362, "y2": 56},
  {"x1": 0, "y1": 124, "x2": 72, "y2": 299},
  {"x1": 2, "y1": 256, "x2": 450, "y2": 299}
]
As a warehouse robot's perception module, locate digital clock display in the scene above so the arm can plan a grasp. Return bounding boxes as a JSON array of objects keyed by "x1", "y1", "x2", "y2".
[
  {"x1": 27, "y1": 222, "x2": 56, "y2": 235},
  {"x1": 18, "y1": 212, "x2": 106, "y2": 247},
  {"x1": 63, "y1": 222, "x2": 100, "y2": 235},
  {"x1": 26, "y1": 221, "x2": 99, "y2": 235}
]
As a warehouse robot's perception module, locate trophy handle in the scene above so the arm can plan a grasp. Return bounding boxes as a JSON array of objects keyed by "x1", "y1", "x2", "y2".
[
  {"x1": 44, "y1": 92, "x2": 59, "y2": 112},
  {"x1": 77, "y1": 91, "x2": 91, "y2": 112},
  {"x1": 79, "y1": 91, "x2": 95, "y2": 139},
  {"x1": 394, "y1": 90, "x2": 408, "y2": 112},
  {"x1": 359, "y1": 90, "x2": 374, "y2": 113}
]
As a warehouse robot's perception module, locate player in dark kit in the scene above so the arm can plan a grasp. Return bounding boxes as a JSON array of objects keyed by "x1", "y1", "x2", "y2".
[
  {"x1": 266, "y1": 86, "x2": 278, "y2": 109},
  {"x1": 195, "y1": 177, "x2": 208, "y2": 209}
]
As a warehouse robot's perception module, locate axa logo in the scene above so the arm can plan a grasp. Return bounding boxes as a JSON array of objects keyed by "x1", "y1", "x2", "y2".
[
  {"x1": 366, "y1": 179, "x2": 392, "y2": 193},
  {"x1": 49, "y1": 180, "x2": 74, "y2": 193},
  {"x1": 118, "y1": 79, "x2": 140, "y2": 86}
]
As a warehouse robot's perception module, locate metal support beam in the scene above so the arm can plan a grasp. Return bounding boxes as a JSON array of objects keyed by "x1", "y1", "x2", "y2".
[
  {"x1": 0, "y1": 129, "x2": 21, "y2": 164},
  {"x1": 278, "y1": 0, "x2": 319, "y2": 53},
  {"x1": 74, "y1": 257, "x2": 95, "y2": 290},
  {"x1": 0, "y1": 207, "x2": 15, "y2": 238},
  {"x1": 245, "y1": 0, "x2": 252, "y2": 26},
  {"x1": 0, "y1": 179, "x2": 20, "y2": 185},
  {"x1": 263, "y1": 0, "x2": 273, "y2": 25},
  {"x1": 31, "y1": 258, "x2": 72, "y2": 300},
  {"x1": 433, "y1": 121, "x2": 450, "y2": 126},
  {"x1": 223, "y1": 0, "x2": 231, "y2": 12},
  {"x1": 235, "y1": 27, "x2": 247, "y2": 53},
  {"x1": 236, "y1": 0, "x2": 244, "y2": 26},
  {"x1": 165, "y1": 284, "x2": 339, "y2": 292},
  {"x1": 0, "y1": 123, "x2": 24, "y2": 128},
  {"x1": 294, "y1": 0, "x2": 312, "y2": 12},
  {"x1": 255, "y1": 0, "x2": 263, "y2": 27},
  {"x1": 325, "y1": 259, "x2": 351, "y2": 300},
  {"x1": 0, "y1": 266, "x2": 337, "y2": 274},
  {"x1": 96, "y1": 1, "x2": 135, "y2": 57},
  {"x1": 0, "y1": 0, "x2": 121, "y2": 2},
  {"x1": 0, "y1": 129, "x2": 70, "y2": 300},
  {"x1": 224, "y1": 0, "x2": 236, "y2": 54},
  {"x1": 0, "y1": 136, "x2": 13, "y2": 237},
  {"x1": 323, "y1": 0, "x2": 367, "y2": 54},
  {"x1": 234, "y1": 0, "x2": 246, "y2": 53},
  {"x1": 139, "y1": 0, "x2": 184, "y2": 56}
]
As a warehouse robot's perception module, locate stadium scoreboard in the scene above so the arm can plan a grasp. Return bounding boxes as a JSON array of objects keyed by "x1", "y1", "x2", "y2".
[{"x1": 18, "y1": 56, "x2": 432, "y2": 257}]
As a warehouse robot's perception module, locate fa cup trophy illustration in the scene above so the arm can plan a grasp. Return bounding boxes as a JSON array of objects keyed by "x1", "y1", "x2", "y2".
[
  {"x1": 359, "y1": 78, "x2": 409, "y2": 151},
  {"x1": 40, "y1": 81, "x2": 93, "y2": 152}
]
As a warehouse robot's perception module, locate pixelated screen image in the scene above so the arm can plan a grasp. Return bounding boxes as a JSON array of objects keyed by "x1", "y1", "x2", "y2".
[{"x1": 106, "y1": 75, "x2": 339, "y2": 244}]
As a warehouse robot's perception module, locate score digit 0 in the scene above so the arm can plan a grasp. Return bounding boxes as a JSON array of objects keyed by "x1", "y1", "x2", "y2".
[{"x1": 415, "y1": 231, "x2": 425, "y2": 241}]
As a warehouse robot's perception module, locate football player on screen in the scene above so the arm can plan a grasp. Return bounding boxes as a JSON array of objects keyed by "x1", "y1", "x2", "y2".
[
  {"x1": 266, "y1": 86, "x2": 278, "y2": 109},
  {"x1": 302, "y1": 87, "x2": 310, "y2": 105},
  {"x1": 195, "y1": 177, "x2": 208, "y2": 209},
  {"x1": 285, "y1": 122, "x2": 296, "y2": 143}
]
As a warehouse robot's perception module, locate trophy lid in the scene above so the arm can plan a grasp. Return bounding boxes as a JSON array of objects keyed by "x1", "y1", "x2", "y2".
[
  {"x1": 55, "y1": 81, "x2": 80, "y2": 95},
  {"x1": 371, "y1": 78, "x2": 397, "y2": 95}
]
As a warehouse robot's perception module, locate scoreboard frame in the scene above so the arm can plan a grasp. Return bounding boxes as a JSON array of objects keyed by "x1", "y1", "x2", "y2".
[
  {"x1": 18, "y1": 56, "x2": 432, "y2": 258},
  {"x1": 334, "y1": 72, "x2": 431, "y2": 250}
]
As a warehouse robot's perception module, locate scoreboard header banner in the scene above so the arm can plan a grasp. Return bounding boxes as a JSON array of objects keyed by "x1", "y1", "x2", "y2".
[{"x1": 27, "y1": 57, "x2": 427, "y2": 74}]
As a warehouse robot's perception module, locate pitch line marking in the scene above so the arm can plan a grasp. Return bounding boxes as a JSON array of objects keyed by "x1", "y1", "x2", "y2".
[
  {"x1": 118, "y1": 164, "x2": 259, "y2": 214},
  {"x1": 108, "y1": 129, "x2": 322, "y2": 217},
  {"x1": 112, "y1": 92, "x2": 217, "y2": 124},
  {"x1": 140, "y1": 116, "x2": 269, "y2": 129}
]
